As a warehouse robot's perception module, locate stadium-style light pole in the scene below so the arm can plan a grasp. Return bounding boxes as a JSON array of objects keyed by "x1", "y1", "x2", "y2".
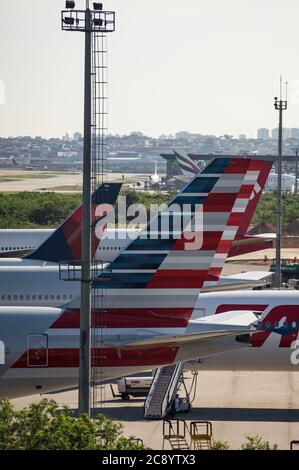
[
  {"x1": 61, "y1": 0, "x2": 115, "y2": 416},
  {"x1": 274, "y1": 92, "x2": 287, "y2": 288}
]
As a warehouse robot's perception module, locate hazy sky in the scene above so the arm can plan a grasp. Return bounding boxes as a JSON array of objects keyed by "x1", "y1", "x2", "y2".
[{"x1": 1, "y1": 0, "x2": 299, "y2": 138}]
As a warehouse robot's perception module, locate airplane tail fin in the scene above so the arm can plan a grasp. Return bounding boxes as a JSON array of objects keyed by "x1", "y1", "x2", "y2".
[
  {"x1": 93, "y1": 157, "x2": 273, "y2": 325},
  {"x1": 174, "y1": 150, "x2": 272, "y2": 238},
  {"x1": 173, "y1": 150, "x2": 201, "y2": 177},
  {"x1": 235, "y1": 159, "x2": 273, "y2": 237},
  {"x1": 25, "y1": 183, "x2": 121, "y2": 263},
  {"x1": 174, "y1": 150, "x2": 273, "y2": 256}
]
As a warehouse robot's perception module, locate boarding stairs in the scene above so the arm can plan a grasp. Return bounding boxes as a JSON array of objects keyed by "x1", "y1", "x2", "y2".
[{"x1": 144, "y1": 363, "x2": 187, "y2": 419}]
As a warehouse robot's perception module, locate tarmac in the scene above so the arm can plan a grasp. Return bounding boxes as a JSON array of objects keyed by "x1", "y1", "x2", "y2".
[
  {"x1": 11, "y1": 371, "x2": 299, "y2": 450},
  {"x1": 230, "y1": 249, "x2": 299, "y2": 262}
]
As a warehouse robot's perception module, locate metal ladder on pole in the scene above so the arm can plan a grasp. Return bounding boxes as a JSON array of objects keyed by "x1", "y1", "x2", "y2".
[
  {"x1": 144, "y1": 363, "x2": 187, "y2": 419},
  {"x1": 91, "y1": 32, "x2": 109, "y2": 180},
  {"x1": 90, "y1": 30, "x2": 109, "y2": 411}
]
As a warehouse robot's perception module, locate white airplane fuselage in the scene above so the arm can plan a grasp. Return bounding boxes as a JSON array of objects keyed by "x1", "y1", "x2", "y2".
[
  {"x1": 0, "y1": 229, "x2": 53, "y2": 255},
  {"x1": 0, "y1": 229, "x2": 140, "y2": 309},
  {"x1": 0, "y1": 228, "x2": 275, "y2": 263},
  {"x1": 0, "y1": 264, "x2": 273, "y2": 308},
  {"x1": 0, "y1": 291, "x2": 299, "y2": 399},
  {"x1": 0, "y1": 228, "x2": 138, "y2": 259},
  {"x1": 186, "y1": 290, "x2": 299, "y2": 372}
]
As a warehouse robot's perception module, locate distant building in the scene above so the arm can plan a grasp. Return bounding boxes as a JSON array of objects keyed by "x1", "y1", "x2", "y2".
[
  {"x1": 175, "y1": 131, "x2": 191, "y2": 140},
  {"x1": 73, "y1": 132, "x2": 82, "y2": 142},
  {"x1": 271, "y1": 128, "x2": 288, "y2": 139},
  {"x1": 238, "y1": 134, "x2": 247, "y2": 140},
  {"x1": 257, "y1": 128, "x2": 269, "y2": 140},
  {"x1": 289, "y1": 128, "x2": 299, "y2": 139},
  {"x1": 130, "y1": 131, "x2": 144, "y2": 137}
]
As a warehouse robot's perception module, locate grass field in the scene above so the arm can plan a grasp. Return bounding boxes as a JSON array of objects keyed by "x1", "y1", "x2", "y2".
[
  {"x1": 46, "y1": 185, "x2": 83, "y2": 192},
  {"x1": 0, "y1": 173, "x2": 60, "y2": 183}
]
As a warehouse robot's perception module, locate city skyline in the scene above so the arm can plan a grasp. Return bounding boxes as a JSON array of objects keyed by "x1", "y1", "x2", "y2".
[
  {"x1": 3, "y1": 127, "x2": 299, "y2": 141},
  {"x1": 1, "y1": 1, "x2": 299, "y2": 138}
]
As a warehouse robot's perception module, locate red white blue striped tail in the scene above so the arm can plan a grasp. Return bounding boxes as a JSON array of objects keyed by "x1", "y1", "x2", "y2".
[
  {"x1": 92, "y1": 157, "x2": 269, "y2": 317},
  {"x1": 174, "y1": 149, "x2": 201, "y2": 176}
]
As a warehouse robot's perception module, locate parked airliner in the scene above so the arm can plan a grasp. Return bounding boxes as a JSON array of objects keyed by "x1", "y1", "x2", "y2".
[
  {"x1": 0, "y1": 156, "x2": 273, "y2": 308},
  {"x1": 185, "y1": 289, "x2": 299, "y2": 372},
  {"x1": 1, "y1": 155, "x2": 294, "y2": 399}
]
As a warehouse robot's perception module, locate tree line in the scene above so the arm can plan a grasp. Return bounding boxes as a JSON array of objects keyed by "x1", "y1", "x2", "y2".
[{"x1": 0, "y1": 191, "x2": 298, "y2": 229}]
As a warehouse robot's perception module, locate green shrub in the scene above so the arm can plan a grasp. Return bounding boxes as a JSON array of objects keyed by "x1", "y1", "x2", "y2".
[
  {"x1": 0, "y1": 192, "x2": 81, "y2": 228},
  {"x1": 253, "y1": 192, "x2": 299, "y2": 226},
  {"x1": 211, "y1": 440, "x2": 230, "y2": 450},
  {"x1": 0, "y1": 190, "x2": 176, "y2": 229},
  {"x1": 240, "y1": 435, "x2": 278, "y2": 450},
  {"x1": 0, "y1": 398, "x2": 146, "y2": 450}
]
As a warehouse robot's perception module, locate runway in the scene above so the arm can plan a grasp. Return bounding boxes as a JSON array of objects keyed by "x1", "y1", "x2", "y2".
[{"x1": 0, "y1": 170, "x2": 150, "y2": 192}]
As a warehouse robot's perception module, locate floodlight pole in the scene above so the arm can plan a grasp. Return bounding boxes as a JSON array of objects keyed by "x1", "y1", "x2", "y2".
[
  {"x1": 61, "y1": 1, "x2": 116, "y2": 416},
  {"x1": 80, "y1": 4, "x2": 92, "y2": 416},
  {"x1": 274, "y1": 96, "x2": 287, "y2": 288}
]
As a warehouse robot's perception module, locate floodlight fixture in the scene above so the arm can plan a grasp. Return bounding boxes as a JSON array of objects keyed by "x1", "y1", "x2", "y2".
[
  {"x1": 94, "y1": 18, "x2": 104, "y2": 27},
  {"x1": 63, "y1": 16, "x2": 75, "y2": 25},
  {"x1": 66, "y1": 1, "x2": 75, "y2": 9}
]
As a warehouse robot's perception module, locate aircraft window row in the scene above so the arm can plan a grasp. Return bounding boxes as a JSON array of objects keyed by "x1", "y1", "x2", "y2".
[
  {"x1": 1, "y1": 246, "x2": 33, "y2": 251},
  {"x1": 99, "y1": 246, "x2": 122, "y2": 250},
  {"x1": 0, "y1": 294, "x2": 74, "y2": 302},
  {"x1": 256, "y1": 320, "x2": 298, "y2": 329}
]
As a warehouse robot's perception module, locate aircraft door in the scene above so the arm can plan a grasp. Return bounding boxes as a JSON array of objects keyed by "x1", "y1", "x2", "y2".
[{"x1": 27, "y1": 334, "x2": 48, "y2": 367}]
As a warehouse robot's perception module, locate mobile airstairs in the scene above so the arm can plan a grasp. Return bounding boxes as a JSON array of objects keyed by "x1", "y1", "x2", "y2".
[{"x1": 144, "y1": 364, "x2": 197, "y2": 419}]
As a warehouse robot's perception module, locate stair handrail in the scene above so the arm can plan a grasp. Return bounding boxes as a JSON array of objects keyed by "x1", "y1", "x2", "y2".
[
  {"x1": 144, "y1": 367, "x2": 160, "y2": 416},
  {"x1": 144, "y1": 363, "x2": 185, "y2": 418},
  {"x1": 160, "y1": 363, "x2": 184, "y2": 418}
]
